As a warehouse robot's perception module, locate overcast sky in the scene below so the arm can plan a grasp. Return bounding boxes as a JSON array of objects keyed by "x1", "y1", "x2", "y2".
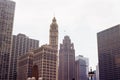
[{"x1": 13, "y1": 0, "x2": 120, "y2": 69}]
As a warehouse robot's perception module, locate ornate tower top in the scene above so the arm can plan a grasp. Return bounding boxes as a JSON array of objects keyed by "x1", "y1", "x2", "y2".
[
  {"x1": 49, "y1": 17, "x2": 58, "y2": 50},
  {"x1": 52, "y1": 17, "x2": 56, "y2": 22},
  {"x1": 50, "y1": 17, "x2": 58, "y2": 30}
]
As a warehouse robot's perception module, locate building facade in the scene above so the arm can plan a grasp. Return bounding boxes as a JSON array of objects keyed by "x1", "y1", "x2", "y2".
[
  {"x1": 9, "y1": 34, "x2": 39, "y2": 80},
  {"x1": 17, "y1": 17, "x2": 58, "y2": 80},
  {"x1": 59, "y1": 36, "x2": 75, "y2": 80},
  {"x1": 96, "y1": 64, "x2": 99, "y2": 80},
  {"x1": 33, "y1": 45, "x2": 58, "y2": 80},
  {"x1": 49, "y1": 17, "x2": 58, "y2": 50},
  {"x1": 75, "y1": 55, "x2": 89, "y2": 80},
  {"x1": 17, "y1": 52, "x2": 34, "y2": 80},
  {"x1": 93, "y1": 70, "x2": 96, "y2": 80},
  {"x1": 97, "y1": 24, "x2": 120, "y2": 80},
  {"x1": 49, "y1": 17, "x2": 59, "y2": 80},
  {"x1": 0, "y1": 0, "x2": 15, "y2": 79}
]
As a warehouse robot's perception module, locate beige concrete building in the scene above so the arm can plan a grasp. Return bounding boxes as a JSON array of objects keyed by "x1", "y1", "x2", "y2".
[
  {"x1": 33, "y1": 45, "x2": 57, "y2": 80},
  {"x1": 17, "y1": 17, "x2": 58, "y2": 80},
  {"x1": 17, "y1": 51, "x2": 34, "y2": 80},
  {"x1": 0, "y1": 0, "x2": 15, "y2": 80},
  {"x1": 49, "y1": 17, "x2": 58, "y2": 50}
]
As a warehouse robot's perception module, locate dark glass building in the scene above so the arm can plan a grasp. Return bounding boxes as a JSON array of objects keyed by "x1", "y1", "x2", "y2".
[
  {"x1": 0, "y1": 0, "x2": 15, "y2": 79},
  {"x1": 59, "y1": 36, "x2": 75, "y2": 80},
  {"x1": 97, "y1": 24, "x2": 120, "y2": 80}
]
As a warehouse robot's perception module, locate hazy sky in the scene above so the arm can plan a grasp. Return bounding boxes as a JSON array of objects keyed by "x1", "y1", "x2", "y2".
[{"x1": 13, "y1": 0, "x2": 120, "y2": 69}]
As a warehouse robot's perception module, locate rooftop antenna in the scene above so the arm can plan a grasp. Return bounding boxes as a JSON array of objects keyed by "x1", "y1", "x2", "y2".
[
  {"x1": 64, "y1": 30, "x2": 68, "y2": 36},
  {"x1": 53, "y1": 12, "x2": 55, "y2": 17}
]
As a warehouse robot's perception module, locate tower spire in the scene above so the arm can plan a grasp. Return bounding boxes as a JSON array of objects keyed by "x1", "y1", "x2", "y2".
[
  {"x1": 49, "y1": 17, "x2": 58, "y2": 50},
  {"x1": 52, "y1": 17, "x2": 56, "y2": 22}
]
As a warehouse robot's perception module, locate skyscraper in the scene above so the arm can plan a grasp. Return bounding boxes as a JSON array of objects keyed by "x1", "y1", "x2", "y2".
[
  {"x1": 0, "y1": 0, "x2": 15, "y2": 79},
  {"x1": 9, "y1": 33, "x2": 39, "y2": 80},
  {"x1": 17, "y1": 17, "x2": 58, "y2": 80},
  {"x1": 97, "y1": 24, "x2": 120, "y2": 80},
  {"x1": 49, "y1": 17, "x2": 59, "y2": 80},
  {"x1": 59, "y1": 36, "x2": 75, "y2": 80},
  {"x1": 75, "y1": 55, "x2": 89, "y2": 80}
]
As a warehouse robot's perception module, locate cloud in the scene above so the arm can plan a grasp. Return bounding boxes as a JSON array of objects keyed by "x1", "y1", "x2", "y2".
[{"x1": 13, "y1": 0, "x2": 120, "y2": 68}]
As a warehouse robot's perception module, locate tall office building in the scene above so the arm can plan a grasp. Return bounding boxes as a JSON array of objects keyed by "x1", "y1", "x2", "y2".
[
  {"x1": 12, "y1": 33, "x2": 39, "y2": 56},
  {"x1": 17, "y1": 17, "x2": 58, "y2": 80},
  {"x1": 0, "y1": 0, "x2": 15, "y2": 80},
  {"x1": 9, "y1": 33, "x2": 39, "y2": 80},
  {"x1": 75, "y1": 55, "x2": 89, "y2": 80},
  {"x1": 59, "y1": 36, "x2": 75, "y2": 80},
  {"x1": 97, "y1": 24, "x2": 120, "y2": 80}
]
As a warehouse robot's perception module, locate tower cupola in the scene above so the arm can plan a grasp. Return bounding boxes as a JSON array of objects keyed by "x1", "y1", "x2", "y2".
[{"x1": 49, "y1": 17, "x2": 58, "y2": 50}]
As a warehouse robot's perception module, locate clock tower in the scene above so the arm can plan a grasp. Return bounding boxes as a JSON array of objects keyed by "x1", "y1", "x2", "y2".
[{"x1": 49, "y1": 17, "x2": 58, "y2": 50}]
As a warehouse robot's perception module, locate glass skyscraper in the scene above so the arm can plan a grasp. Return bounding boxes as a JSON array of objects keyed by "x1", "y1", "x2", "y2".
[{"x1": 97, "y1": 24, "x2": 120, "y2": 80}]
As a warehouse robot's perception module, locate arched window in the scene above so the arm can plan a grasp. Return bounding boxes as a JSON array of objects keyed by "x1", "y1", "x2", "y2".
[{"x1": 32, "y1": 65, "x2": 39, "y2": 80}]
